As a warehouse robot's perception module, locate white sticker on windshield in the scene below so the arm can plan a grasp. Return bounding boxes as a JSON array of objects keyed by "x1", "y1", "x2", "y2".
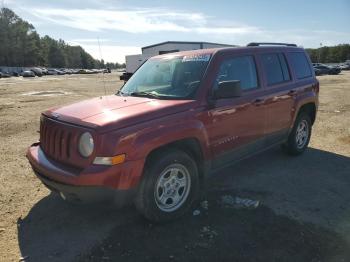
[{"x1": 182, "y1": 54, "x2": 211, "y2": 62}]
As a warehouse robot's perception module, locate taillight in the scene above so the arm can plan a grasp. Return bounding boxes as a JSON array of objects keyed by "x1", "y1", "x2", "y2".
[{"x1": 313, "y1": 80, "x2": 319, "y2": 93}]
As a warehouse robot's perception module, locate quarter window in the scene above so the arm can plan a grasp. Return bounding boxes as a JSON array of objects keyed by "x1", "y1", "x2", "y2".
[
  {"x1": 289, "y1": 52, "x2": 312, "y2": 79},
  {"x1": 216, "y1": 56, "x2": 258, "y2": 90},
  {"x1": 278, "y1": 53, "x2": 291, "y2": 81},
  {"x1": 261, "y1": 53, "x2": 291, "y2": 86}
]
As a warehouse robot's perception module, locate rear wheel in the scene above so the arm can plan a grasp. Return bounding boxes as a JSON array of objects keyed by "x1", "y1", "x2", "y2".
[
  {"x1": 283, "y1": 112, "x2": 312, "y2": 155},
  {"x1": 135, "y1": 149, "x2": 199, "y2": 222}
]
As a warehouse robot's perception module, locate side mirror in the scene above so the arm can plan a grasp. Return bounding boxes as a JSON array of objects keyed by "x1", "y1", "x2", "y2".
[{"x1": 214, "y1": 80, "x2": 242, "y2": 99}]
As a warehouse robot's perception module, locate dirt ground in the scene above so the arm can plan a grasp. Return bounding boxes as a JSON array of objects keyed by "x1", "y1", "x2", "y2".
[{"x1": 0, "y1": 71, "x2": 350, "y2": 261}]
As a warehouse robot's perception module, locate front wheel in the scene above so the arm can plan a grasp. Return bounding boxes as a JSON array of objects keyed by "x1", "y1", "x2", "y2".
[
  {"x1": 283, "y1": 112, "x2": 312, "y2": 155},
  {"x1": 135, "y1": 149, "x2": 199, "y2": 222}
]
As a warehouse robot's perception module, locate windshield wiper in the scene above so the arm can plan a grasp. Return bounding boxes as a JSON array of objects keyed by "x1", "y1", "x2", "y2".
[
  {"x1": 115, "y1": 90, "x2": 127, "y2": 96},
  {"x1": 129, "y1": 91, "x2": 161, "y2": 99}
]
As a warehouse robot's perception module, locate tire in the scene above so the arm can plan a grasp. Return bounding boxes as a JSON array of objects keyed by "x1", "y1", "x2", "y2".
[
  {"x1": 283, "y1": 112, "x2": 312, "y2": 155},
  {"x1": 135, "y1": 149, "x2": 199, "y2": 222}
]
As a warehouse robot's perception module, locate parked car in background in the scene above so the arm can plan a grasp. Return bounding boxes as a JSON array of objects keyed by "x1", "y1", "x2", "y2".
[
  {"x1": 27, "y1": 42, "x2": 319, "y2": 222},
  {"x1": 0, "y1": 71, "x2": 12, "y2": 78},
  {"x1": 56, "y1": 69, "x2": 66, "y2": 75},
  {"x1": 47, "y1": 69, "x2": 65, "y2": 75},
  {"x1": 314, "y1": 68, "x2": 322, "y2": 76},
  {"x1": 58, "y1": 68, "x2": 67, "y2": 74},
  {"x1": 22, "y1": 70, "x2": 35, "y2": 77},
  {"x1": 60, "y1": 68, "x2": 76, "y2": 74},
  {"x1": 30, "y1": 67, "x2": 43, "y2": 77},
  {"x1": 313, "y1": 64, "x2": 341, "y2": 75},
  {"x1": 77, "y1": 69, "x2": 94, "y2": 74},
  {"x1": 40, "y1": 68, "x2": 48, "y2": 75},
  {"x1": 312, "y1": 65, "x2": 329, "y2": 75},
  {"x1": 120, "y1": 72, "x2": 133, "y2": 81},
  {"x1": 47, "y1": 69, "x2": 58, "y2": 75},
  {"x1": 339, "y1": 64, "x2": 350, "y2": 70}
]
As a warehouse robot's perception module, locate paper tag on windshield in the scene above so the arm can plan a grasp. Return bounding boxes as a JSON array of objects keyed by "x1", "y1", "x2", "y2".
[{"x1": 182, "y1": 54, "x2": 211, "y2": 62}]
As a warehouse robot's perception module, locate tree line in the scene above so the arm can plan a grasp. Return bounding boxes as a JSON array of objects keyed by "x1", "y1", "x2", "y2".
[
  {"x1": 306, "y1": 44, "x2": 350, "y2": 63},
  {"x1": 0, "y1": 8, "x2": 125, "y2": 69}
]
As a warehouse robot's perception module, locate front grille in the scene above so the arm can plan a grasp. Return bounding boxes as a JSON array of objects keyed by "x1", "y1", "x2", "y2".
[
  {"x1": 39, "y1": 115, "x2": 95, "y2": 169},
  {"x1": 40, "y1": 120, "x2": 72, "y2": 161}
]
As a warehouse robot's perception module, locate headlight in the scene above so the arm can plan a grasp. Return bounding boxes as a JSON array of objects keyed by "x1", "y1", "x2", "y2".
[{"x1": 78, "y1": 132, "x2": 94, "y2": 157}]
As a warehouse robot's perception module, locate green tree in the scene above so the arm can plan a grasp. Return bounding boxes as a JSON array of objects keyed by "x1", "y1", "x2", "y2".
[
  {"x1": 0, "y1": 7, "x2": 110, "y2": 68},
  {"x1": 48, "y1": 42, "x2": 65, "y2": 68},
  {"x1": 306, "y1": 44, "x2": 350, "y2": 63}
]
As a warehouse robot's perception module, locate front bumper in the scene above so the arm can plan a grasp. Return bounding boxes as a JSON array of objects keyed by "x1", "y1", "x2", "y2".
[
  {"x1": 34, "y1": 170, "x2": 134, "y2": 205},
  {"x1": 26, "y1": 143, "x2": 145, "y2": 202}
]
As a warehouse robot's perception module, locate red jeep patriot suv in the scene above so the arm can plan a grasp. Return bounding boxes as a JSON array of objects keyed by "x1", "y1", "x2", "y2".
[{"x1": 27, "y1": 43, "x2": 319, "y2": 221}]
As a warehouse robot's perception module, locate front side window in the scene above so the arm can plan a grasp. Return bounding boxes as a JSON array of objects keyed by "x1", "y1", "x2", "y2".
[
  {"x1": 215, "y1": 56, "x2": 258, "y2": 90},
  {"x1": 119, "y1": 54, "x2": 211, "y2": 99}
]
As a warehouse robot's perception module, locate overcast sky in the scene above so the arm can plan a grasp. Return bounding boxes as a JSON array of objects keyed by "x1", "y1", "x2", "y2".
[{"x1": 4, "y1": 0, "x2": 350, "y2": 63}]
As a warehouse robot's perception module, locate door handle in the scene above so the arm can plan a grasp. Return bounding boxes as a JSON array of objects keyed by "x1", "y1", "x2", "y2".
[
  {"x1": 253, "y1": 98, "x2": 265, "y2": 106},
  {"x1": 288, "y1": 90, "x2": 297, "y2": 95}
]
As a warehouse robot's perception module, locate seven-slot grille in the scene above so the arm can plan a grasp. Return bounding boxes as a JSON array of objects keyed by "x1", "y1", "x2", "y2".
[{"x1": 40, "y1": 117, "x2": 73, "y2": 162}]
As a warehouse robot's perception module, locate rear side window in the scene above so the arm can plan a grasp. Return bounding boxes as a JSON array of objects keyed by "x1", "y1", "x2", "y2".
[
  {"x1": 261, "y1": 53, "x2": 291, "y2": 86},
  {"x1": 216, "y1": 56, "x2": 258, "y2": 90},
  {"x1": 289, "y1": 52, "x2": 312, "y2": 79}
]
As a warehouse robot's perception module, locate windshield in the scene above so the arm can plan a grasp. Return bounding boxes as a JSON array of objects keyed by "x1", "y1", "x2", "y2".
[{"x1": 118, "y1": 54, "x2": 211, "y2": 99}]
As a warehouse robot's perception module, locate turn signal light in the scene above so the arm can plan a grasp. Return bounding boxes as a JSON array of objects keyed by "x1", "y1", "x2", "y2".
[{"x1": 93, "y1": 154, "x2": 126, "y2": 165}]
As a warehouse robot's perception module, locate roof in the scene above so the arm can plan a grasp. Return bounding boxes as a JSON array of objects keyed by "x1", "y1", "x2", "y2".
[
  {"x1": 141, "y1": 41, "x2": 235, "y2": 51},
  {"x1": 150, "y1": 48, "x2": 225, "y2": 59},
  {"x1": 150, "y1": 45, "x2": 303, "y2": 59}
]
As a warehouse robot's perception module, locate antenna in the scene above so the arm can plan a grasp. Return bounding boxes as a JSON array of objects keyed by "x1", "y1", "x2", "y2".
[{"x1": 97, "y1": 37, "x2": 107, "y2": 97}]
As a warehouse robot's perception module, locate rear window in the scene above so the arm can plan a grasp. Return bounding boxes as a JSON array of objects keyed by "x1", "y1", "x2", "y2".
[
  {"x1": 261, "y1": 53, "x2": 291, "y2": 86},
  {"x1": 289, "y1": 52, "x2": 312, "y2": 79}
]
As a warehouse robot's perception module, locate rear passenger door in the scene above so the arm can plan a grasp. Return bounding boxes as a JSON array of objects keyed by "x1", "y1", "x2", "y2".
[
  {"x1": 287, "y1": 51, "x2": 315, "y2": 117},
  {"x1": 259, "y1": 52, "x2": 295, "y2": 143}
]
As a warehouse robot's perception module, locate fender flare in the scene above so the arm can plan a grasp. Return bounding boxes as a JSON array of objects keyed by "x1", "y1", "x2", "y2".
[{"x1": 129, "y1": 119, "x2": 210, "y2": 161}]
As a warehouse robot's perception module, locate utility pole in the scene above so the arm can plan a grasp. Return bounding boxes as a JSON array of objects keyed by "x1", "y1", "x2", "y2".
[{"x1": 318, "y1": 43, "x2": 323, "y2": 63}]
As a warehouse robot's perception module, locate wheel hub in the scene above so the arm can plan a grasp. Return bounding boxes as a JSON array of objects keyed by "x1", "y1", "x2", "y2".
[
  {"x1": 295, "y1": 119, "x2": 309, "y2": 149},
  {"x1": 154, "y1": 163, "x2": 191, "y2": 212}
]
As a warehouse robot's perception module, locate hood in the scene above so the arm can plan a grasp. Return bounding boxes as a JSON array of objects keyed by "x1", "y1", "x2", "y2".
[{"x1": 44, "y1": 95, "x2": 196, "y2": 131}]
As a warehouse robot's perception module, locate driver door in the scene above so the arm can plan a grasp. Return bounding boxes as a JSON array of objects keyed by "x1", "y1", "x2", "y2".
[{"x1": 207, "y1": 54, "x2": 267, "y2": 169}]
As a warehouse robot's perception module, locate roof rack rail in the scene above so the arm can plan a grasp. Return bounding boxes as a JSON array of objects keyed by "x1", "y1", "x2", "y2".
[{"x1": 247, "y1": 42, "x2": 297, "y2": 47}]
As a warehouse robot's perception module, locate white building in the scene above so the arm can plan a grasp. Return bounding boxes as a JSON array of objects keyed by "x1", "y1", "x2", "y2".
[{"x1": 125, "y1": 41, "x2": 235, "y2": 74}]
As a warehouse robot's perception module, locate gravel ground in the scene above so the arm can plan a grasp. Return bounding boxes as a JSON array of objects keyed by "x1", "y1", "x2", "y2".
[{"x1": 0, "y1": 71, "x2": 349, "y2": 261}]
